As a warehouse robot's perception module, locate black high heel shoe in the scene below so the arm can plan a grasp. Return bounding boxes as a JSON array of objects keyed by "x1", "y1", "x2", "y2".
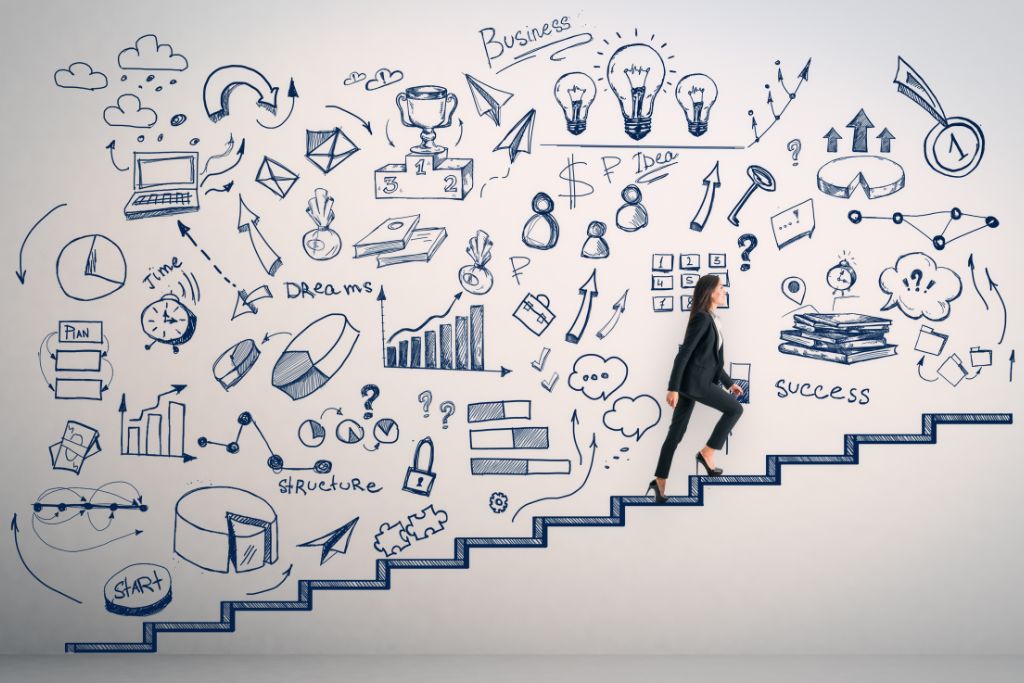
[
  {"x1": 646, "y1": 478, "x2": 668, "y2": 504},
  {"x1": 695, "y1": 453, "x2": 723, "y2": 476}
]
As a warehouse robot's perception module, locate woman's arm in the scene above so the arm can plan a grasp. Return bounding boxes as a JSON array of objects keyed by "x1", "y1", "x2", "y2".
[
  {"x1": 717, "y1": 367, "x2": 733, "y2": 388},
  {"x1": 667, "y1": 312, "x2": 711, "y2": 391}
]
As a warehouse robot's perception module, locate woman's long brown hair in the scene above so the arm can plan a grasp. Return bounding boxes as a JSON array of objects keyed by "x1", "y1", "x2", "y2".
[{"x1": 687, "y1": 274, "x2": 720, "y2": 324}]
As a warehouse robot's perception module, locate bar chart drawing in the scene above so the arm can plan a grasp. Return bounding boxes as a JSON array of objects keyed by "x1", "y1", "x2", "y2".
[
  {"x1": 378, "y1": 288, "x2": 510, "y2": 376},
  {"x1": 118, "y1": 387, "x2": 196, "y2": 462}
]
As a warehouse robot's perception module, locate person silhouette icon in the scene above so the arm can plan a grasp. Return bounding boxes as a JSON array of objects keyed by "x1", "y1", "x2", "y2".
[
  {"x1": 615, "y1": 184, "x2": 649, "y2": 232},
  {"x1": 521, "y1": 192, "x2": 559, "y2": 250},
  {"x1": 581, "y1": 220, "x2": 610, "y2": 259}
]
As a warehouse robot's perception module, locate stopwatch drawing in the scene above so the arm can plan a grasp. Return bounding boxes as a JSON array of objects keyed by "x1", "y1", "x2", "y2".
[{"x1": 141, "y1": 293, "x2": 197, "y2": 353}]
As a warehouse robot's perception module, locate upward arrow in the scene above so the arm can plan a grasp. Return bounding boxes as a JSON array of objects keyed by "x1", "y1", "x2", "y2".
[
  {"x1": 846, "y1": 109, "x2": 874, "y2": 153},
  {"x1": 876, "y1": 127, "x2": 895, "y2": 153},
  {"x1": 823, "y1": 127, "x2": 842, "y2": 153}
]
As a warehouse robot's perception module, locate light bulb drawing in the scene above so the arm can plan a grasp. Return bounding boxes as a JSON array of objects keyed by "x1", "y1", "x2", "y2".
[
  {"x1": 675, "y1": 73, "x2": 718, "y2": 137},
  {"x1": 554, "y1": 72, "x2": 596, "y2": 135},
  {"x1": 606, "y1": 43, "x2": 666, "y2": 141}
]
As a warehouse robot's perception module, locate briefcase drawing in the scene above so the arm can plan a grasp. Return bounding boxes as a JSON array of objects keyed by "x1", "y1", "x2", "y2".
[
  {"x1": 513, "y1": 293, "x2": 556, "y2": 336},
  {"x1": 403, "y1": 436, "x2": 436, "y2": 496}
]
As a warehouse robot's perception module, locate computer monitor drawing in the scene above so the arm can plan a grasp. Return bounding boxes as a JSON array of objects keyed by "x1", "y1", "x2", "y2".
[{"x1": 123, "y1": 151, "x2": 200, "y2": 220}]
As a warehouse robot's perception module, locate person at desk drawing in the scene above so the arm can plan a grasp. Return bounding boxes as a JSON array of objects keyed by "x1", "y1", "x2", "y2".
[{"x1": 647, "y1": 274, "x2": 745, "y2": 503}]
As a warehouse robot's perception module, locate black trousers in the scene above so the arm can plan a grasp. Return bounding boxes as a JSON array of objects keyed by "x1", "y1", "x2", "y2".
[{"x1": 654, "y1": 386, "x2": 743, "y2": 478}]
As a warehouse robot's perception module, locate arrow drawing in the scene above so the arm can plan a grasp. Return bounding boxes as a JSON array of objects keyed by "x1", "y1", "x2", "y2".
[
  {"x1": 203, "y1": 64, "x2": 279, "y2": 122},
  {"x1": 985, "y1": 267, "x2": 1007, "y2": 344},
  {"x1": 749, "y1": 58, "x2": 809, "y2": 146},
  {"x1": 566, "y1": 268, "x2": 598, "y2": 344},
  {"x1": 203, "y1": 180, "x2": 234, "y2": 195},
  {"x1": 106, "y1": 140, "x2": 128, "y2": 171},
  {"x1": 847, "y1": 108, "x2": 874, "y2": 153},
  {"x1": 877, "y1": 127, "x2": 895, "y2": 153},
  {"x1": 512, "y1": 432, "x2": 596, "y2": 523},
  {"x1": 916, "y1": 356, "x2": 938, "y2": 382},
  {"x1": 200, "y1": 138, "x2": 245, "y2": 186},
  {"x1": 258, "y1": 79, "x2": 298, "y2": 130},
  {"x1": 119, "y1": 393, "x2": 197, "y2": 462},
  {"x1": 325, "y1": 104, "x2": 372, "y2": 134},
  {"x1": 131, "y1": 384, "x2": 186, "y2": 421},
  {"x1": 596, "y1": 289, "x2": 628, "y2": 339},
  {"x1": 201, "y1": 134, "x2": 235, "y2": 175},
  {"x1": 176, "y1": 220, "x2": 239, "y2": 291},
  {"x1": 16, "y1": 203, "x2": 67, "y2": 284},
  {"x1": 823, "y1": 127, "x2": 842, "y2": 153},
  {"x1": 246, "y1": 564, "x2": 293, "y2": 596},
  {"x1": 689, "y1": 161, "x2": 720, "y2": 232},
  {"x1": 12, "y1": 514, "x2": 82, "y2": 604},
  {"x1": 968, "y1": 254, "x2": 988, "y2": 311}
]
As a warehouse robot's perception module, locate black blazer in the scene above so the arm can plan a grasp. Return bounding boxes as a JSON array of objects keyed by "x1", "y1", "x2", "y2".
[{"x1": 667, "y1": 310, "x2": 733, "y2": 395}]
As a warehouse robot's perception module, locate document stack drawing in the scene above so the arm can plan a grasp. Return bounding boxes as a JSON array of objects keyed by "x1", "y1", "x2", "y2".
[{"x1": 778, "y1": 312, "x2": 897, "y2": 364}]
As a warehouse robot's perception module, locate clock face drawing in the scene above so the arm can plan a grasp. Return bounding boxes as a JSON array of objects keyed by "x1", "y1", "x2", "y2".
[
  {"x1": 141, "y1": 294, "x2": 197, "y2": 353},
  {"x1": 826, "y1": 259, "x2": 857, "y2": 294}
]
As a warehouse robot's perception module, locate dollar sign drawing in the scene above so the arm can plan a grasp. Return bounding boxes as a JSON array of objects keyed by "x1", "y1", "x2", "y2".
[{"x1": 558, "y1": 155, "x2": 594, "y2": 210}]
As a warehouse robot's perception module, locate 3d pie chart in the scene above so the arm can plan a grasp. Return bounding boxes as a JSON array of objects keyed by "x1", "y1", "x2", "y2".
[
  {"x1": 56, "y1": 234, "x2": 126, "y2": 301},
  {"x1": 816, "y1": 155, "x2": 905, "y2": 199},
  {"x1": 173, "y1": 486, "x2": 278, "y2": 573},
  {"x1": 272, "y1": 314, "x2": 360, "y2": 400}
]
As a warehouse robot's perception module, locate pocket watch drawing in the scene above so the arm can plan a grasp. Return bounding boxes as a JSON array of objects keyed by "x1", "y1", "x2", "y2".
[{"x1": 141, "y1": 293, "x2": 197, "y2": 353}]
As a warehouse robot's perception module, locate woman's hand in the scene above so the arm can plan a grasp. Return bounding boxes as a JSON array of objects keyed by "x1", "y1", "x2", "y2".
[
  {"x1": 666, "y1": 391, "x2": 679, "y2": 408},
  {"x1": 728, "y1": 383, "x2": 744, "y2": 398}
]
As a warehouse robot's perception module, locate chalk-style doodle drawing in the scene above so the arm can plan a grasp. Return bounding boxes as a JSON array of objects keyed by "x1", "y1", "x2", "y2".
[
  {"x1": 31, "y1": 481, "x2": 147, "y2": 553},
  {"x1": 361, "y1": 384, "x2": 380, "y2": 419},
  {"x1": 373, "y1": 223, "x2": 446, "y2": 267},
  {"x1": 141, "y1": 293, "x2": 197, "y2": 353},
  {"x1": 553, "y1": 71, "x2": 596, "y2": 135},
  {"x1": 489, "y1": 492, "x2": 509, "y2": 513},
  {"x1": 845, "y1": 109, "x2": 876, "y2": 153},
  {"x1": 688, "y1": 162, "x2": 720, "y2": 232},
  {"x1": 16, "y1": 202, "x2": 67, "y2": 285},
  {"x1": 602, "y1": 394, "x2": 661, "y2": 441},
  {"x1": 49, "y1": 421, "x2": 101, "y2": 474},
  {"x1": 306, "y1": 127, "x2": 359, "y2": 174},
  {"x1": 915, "y1": 325, "x2": 949, "y2": 356},
  {"x1": 824, "y1": 127, "x2": 841, "y2": 153},
  {"x1": 494, "y1": 108, "x2": 536, "y2": 163},
  {"x1": 877, "y1": 127, "x2": 895, "y2": 153},
  {"x1": 103, "y1": 94, "x2": 157, "y2": 128},
  {"x1": 55, "y1": 234, "x2": 126, "y2": 301},
  {"x1": 557, "y1": 154, "x2": 594, "y2": 210},
  {"x1": 513, "y1": 292, "x2": 556, "y2": 336},
  {"x1": 817, "y1": 155, "x2": 905, "y2": 199},
  {"x1": 826, "y1": 256, "x2": 858, "y2": 297},
  {"x1": 781, "y1": 276, "x2": 806, "y2": 306},
  {"x1": 406, "y1": 504, "x2": 448, "y2": 541},
  {"x1": 403, "y1": 437, "x2": 437, "y2": 496},
  {"x1": 39, "y1": 320, "x2": 113, "y2": 400},
  {"x1": 367, "y1": 418, "x2": 400, "y2": 451},
  {"x1": 198, "y1": 411, "x2": 332, "y2": 473},
  {"x1": 568, "y1": 353, "x2": 628, "y2": 400},
  {"x1": 459, "y1": 230, "x2": 494, "y2": 295},
  {"x1": 373, "y1": 520, "x2": 409, "y2": 557},
  {"x1": 366, "y1": 67, "x2": 404, "y2": 91},
  {"x1": 522, "y1": 192, "x2": 559, "y2": 250},
  {"x1": 615, "y1": 184, "x2": 648, "y2": 231},
  {"x1": 729, "y1": 362, "x2": 751, "y2": 404},
  {"x1": 344, "y1": 71, "x2": 366, "y2": 86},
  {"x1": 334, "y1": 419, "x2": 365, "y2": 445},
  {"x1": 212, "y1": 339, "x2": 260, "y2": 390},
  {"x1": 470, "y1": 457, "x2": 570, "y2": 475},
  {"x1": 297, "y1": 419, "x2": 326, "y2": 447},
  {"x1": 787, "y1": 139, "x2": 802, "y2": 165},
  {"x1": 879, "y1": 252, "x2": 962, "y2": 321},
  {"x1": 541, "y1": 372, "x2": 559, "y2": 392},
  {"x1": 418, "y1": 390, "x2": 432, "y2": 417},
  {"x1": 232, "y1": 285, "x2": 273, "y2": 321},
  {"x1": 596, "y1": 289, "x2": 628, "y2": 339},
  {"x1": 200, "y1": 136, "x2": 245, "y2": 186},
  {"x1": 54, "y1": 62, "x2": 107, "y2": 90},
  {"x1": 375, "y1": 85, "x2": 473, "y2": 200},
  {"x1": 936, "y1": 353, "x2": 972, "y2": 386},
  {"x1": 170, "y1": 113, "x2": 187, "y2": 126},
  {"x1": 255, "y1": 156, "x2": 299, "y2": 199},
  {"x1": 748, "y1": 58, "x2": 811, "y2": 146},
  {"x1": 675, "y1": 73, "x2": 717, "y2": 137},
  {"x1": 13, "y1": 512, "x2": 81, "y2": 604},
  {"x1": 273, "y1": 313, "x2": 360, "y2": 400},
  {"x1": 297, "y1": 516, "x2": 359, "y2": 565},
  {"x1": 236, "y1": 194, "x2": 284, "y2": 274},
  {"x1": 203, "y1": 65, "x2": 282, "y2": 122},
  {"x1": 123, "y1": 151, "x2": 199, "y2": 220},
  {"x1": 466, "y1": 73, "x2": 513, "y2": 125},
  {"x1": 581, "y1": 220, "x2": 610, "y2": 259},
  {"x1": 324, "y1": 104, "x2": 372, "y2": 135},
  {"x1": 604, "y1": 42, "x2": 667, "y2": 141},
  {"x1": 118, "y1": 34, "x2": 187, "y2": 71},
  {"x1": 727, "y1": 165, "x2": 775, "y2": 227},
  {"x1": 174, "y1": 486, "x2": 278, "y2": 573},
  {"x1": 104, "y1": 563, "x2": 172, "y2": 617},
  {"x1": 779, "y1": 312, "x2": 897, "y2": 364},
  {"x1": 566, "y1": 269, "x2": 599, "y2": 343},
  {"x1": 510, "y1": 255, "x2": 530, "y2": 284},
  {"x1": 894, "y1": 57, "x2": 984, "y2": 178},
  {"x1": 119, "y1": 387, "x2": 195, "y2": 462},
  {"x1": 737, "y1": 234, "x2": 758, "y2": 271},
  {"x1": 470, "y1": 425, "x2": 549, "y2": 450},
  {"x1": 257, "y1": 79, "x2": 298, "y2": 130},
  {"x1": 770, "y1": 199, "x2": 815, "y2": 249},
  {"x1": 847, "y1": 208, "x2": 998, "y2": 251},
  {"x1": 354, "y1": 214, "x2": 421, "y2": 257},
  {"x1": 302, "y1": 188, "x2": 342, "y2": 261},
  {"x1": 532, "y1": 347, "x2": 550, "y2": 372},
  {"x1": 467, "y1": 399, "x2": 531, "y2": 422}
]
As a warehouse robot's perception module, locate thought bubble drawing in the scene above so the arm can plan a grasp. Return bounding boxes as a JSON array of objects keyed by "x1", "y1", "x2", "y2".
[
  {"x1": 567, "y1": 353, "x2": 628, "y2": 401},
  {"x1": 103, "y1": 94, "x2": 157, "y2": 128},
  {"x1": 602, "y1": 394, "x2": 662, "y2": 441},
  {"x1": 879, "y1": 251, "x2": 961, "y2": 321}
]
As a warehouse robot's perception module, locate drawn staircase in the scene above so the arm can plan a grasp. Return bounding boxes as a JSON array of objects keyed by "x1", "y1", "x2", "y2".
[{"x1": 66, "y1": 412, "x2": 1012, "y2": 653}]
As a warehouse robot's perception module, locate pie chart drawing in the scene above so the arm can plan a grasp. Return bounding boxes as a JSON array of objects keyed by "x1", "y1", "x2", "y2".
[
  {"x1": 56, "y1": 234, "x2": 127, "y2": 301},
  {"x1": 173, "y1": 486, "x2": 278, "y2": 573},
  {"x1": 272, "y1": 313, "x2": 360, "y2": 400}
]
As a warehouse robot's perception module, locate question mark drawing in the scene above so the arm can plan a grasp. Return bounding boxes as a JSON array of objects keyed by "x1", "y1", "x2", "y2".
[
  {"x1": 903, "y1": 268, "x2": 933, "y2": 292},
  {"x1": 361, "y1": 384, "x2": 380, "y2": 419},
  {"x1": 439, "y1": 401, "x2": 455, "y2": 429},
  {"x1": 787, "y1": 139, "x2": 802, "y2": 165},
  {"x1": 738, "y1": 234, "x2": 758, "y2": 271},
  {"x1": 418, "y1": 390, "x2": 432, "y2": 417}
]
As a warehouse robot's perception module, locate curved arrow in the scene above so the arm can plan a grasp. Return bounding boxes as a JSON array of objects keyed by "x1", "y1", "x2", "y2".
[
  {"x1": 387, "y1": 291, "x2": 463, "y2": 344},
  {"x1": 985, "y1": 267, "x2": 1007, "y2": 344},
  {"x1": 325, "y1": 104, "x2": 372, "y2": 134},
  {"x1": 106, "y1": 140, "x2": 128, "y2": 172},
  {"x1": 916, "y1": 356, "x2": 938, "y2": 382},
  {"x1": 203, "y1": 181, "x2": 234, "y2": 195},
  {"x1": 245, "y1": 563, "x2": 292, "y2": 596},
  {"x1": 262, "y1": 331, "x2": 291, "y2": 345},
  {"x1": 16, "y1": 203, "x2": 66, "y2": 284},
  {"x1": 258, "y1": 79, "x2": 298, "y2": 130},
  {"x1": 203, "y1": 65, "x2": 279, "y2": 122},
  {"x1": 201, "y1": 134, "x2": 235, "y2": 175},
  {"x1": 200, "y1": 139, "x2": 245, "y2": 186},
  {"x1": 12, "y1": 514, "x2": 82, "y2": 604},
  {"x1": 32, "y1": 514, "x2": 144, "y2": 553},
  {"x1": 512, "y1": 432, "x2": 596, "y2": 523},
  {"x1": 968, "y1": 254, "x2": 988, "y2": 311},
  {"x1": 319, "y1": 407, "x2": 343, "y2": 421}
]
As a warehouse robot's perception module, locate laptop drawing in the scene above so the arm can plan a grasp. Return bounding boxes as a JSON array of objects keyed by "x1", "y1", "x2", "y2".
[{"x1": 123, "y1": 151, "x2": 200, "y2": 220}]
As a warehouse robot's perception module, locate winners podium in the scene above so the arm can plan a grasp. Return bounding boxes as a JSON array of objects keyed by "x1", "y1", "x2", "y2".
[{"x1": 375, "y1": 85, "x2": 474, "y2": 200}]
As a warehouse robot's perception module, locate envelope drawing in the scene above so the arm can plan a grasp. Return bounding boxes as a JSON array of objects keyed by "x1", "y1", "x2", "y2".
[{"x1": 255, "y1": 156, "x2": 299, "y2": 198}]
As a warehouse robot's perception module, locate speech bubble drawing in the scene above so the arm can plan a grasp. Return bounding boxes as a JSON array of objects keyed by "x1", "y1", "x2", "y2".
[
  {"x1": 879, "y1": 251, "x2": 961, "y2": 321},
  {"x1": 567, "y1": 353, "x2": 628, "y2": 401},
  {"x1": 602, "y1": 394, "x2": 662, "y2": 441}
]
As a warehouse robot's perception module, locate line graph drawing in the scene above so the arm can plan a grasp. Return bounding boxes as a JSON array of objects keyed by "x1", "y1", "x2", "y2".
[{"x1": 848, "y1": 208, "x2": 998, "y2": 250}]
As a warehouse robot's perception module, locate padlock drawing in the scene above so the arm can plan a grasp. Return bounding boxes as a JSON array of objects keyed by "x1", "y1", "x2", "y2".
[{"x1": 402, "y1": 436, "x2": 436, "y2": 496}]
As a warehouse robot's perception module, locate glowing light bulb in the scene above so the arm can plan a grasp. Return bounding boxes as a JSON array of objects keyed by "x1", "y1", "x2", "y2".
[
  {"x1": 553, "y1": 72, "x2": 596, "y2": 135},
  {"x1": 675, "y1": 73, "x2": 718, "y2": 137},
  {"x1": 606, "y1": 43, "x2": 665, "y2": 141}
]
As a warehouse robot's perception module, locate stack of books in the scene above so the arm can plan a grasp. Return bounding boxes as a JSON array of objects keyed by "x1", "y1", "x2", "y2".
[{"x1": 779, "y1": 312, "x2": 897, "y2": 364}]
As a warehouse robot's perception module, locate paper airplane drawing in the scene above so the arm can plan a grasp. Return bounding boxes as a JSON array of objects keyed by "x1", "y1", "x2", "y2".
[
  {"x1": 494, "y1": 109, "x2": 536, "y2": 163},
  {"x1": 297, "y1": 516, "x2": 359, "y2": 565},
  {"x1": 465, "y1": 74, "x2": 514, "y2": 126}
]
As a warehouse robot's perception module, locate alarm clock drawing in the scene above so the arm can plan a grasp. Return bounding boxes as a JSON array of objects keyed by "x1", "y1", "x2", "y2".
[
  {"x1": 141, "y1": 294, "x2": 197, "y2": 353},
  {"x1": 826, "y1": 258, "x2": 857, "y2": 295}
]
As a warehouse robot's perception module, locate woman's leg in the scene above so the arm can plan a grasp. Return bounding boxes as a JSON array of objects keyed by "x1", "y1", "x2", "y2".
[
  {"x1": 697, "y1": 388, "x2": 744, "y2": 456},
  {"x1": 654, "y1": 394, "x2": 696, "y2": 480}
]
